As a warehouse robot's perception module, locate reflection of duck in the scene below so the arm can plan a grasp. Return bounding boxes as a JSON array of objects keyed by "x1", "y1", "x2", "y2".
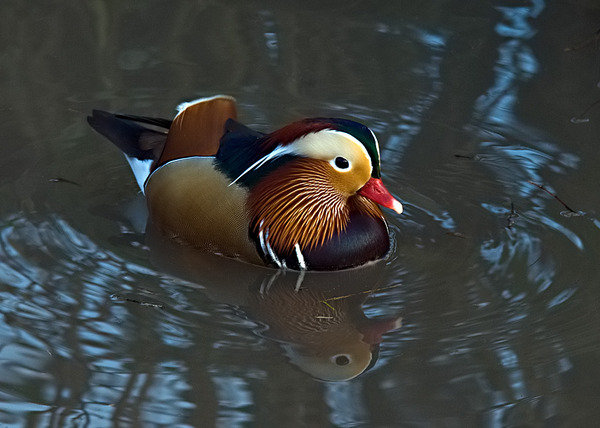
[
  {"x1": 88, "y1": 95, "x2": 402, "y2": 271},
  {"x1": 148, "y1": 229, "x2": 402, "y2": 381},
  {"x1": 247, "y1": 278, "x2": 402, "y2": 381}
]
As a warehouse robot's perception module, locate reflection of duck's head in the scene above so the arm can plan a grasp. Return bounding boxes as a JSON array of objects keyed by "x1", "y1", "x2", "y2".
[
  {"x1": 283, "y1": 317, "x2": 403, "y2": 382},
  {"x1": 284, "y1": 340, "x2": 373, "y2": 382}
]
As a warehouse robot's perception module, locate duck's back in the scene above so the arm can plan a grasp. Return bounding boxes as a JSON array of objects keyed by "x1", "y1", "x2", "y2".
[{"x1": 155, "y1": 95, "x2": 238, "y2": 167}]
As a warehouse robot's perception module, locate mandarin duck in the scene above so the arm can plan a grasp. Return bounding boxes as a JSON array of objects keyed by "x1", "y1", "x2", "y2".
[{"x1": 88, "y1": 95, "x2": 402, "y2": 270}]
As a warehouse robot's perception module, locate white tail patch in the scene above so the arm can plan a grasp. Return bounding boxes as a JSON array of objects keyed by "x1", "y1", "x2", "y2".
[{"x1": 125, "y1": 155, "x2": 153, "y2": 194}]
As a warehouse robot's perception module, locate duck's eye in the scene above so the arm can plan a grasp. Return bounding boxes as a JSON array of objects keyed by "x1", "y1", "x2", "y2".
[
  {"x1": 331, "y1": 354, "x2": 351, "y2": 366},
  {"x1": 334, "y1": 156, "x2": 350, "y2": 170}
]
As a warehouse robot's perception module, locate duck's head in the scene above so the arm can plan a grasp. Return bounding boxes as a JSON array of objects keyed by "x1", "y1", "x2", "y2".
[
  {"x1": 273, "y1": 118, "x2": 402, "y2": 212},
  {"x1": 226, "y1": 117, "x2": 402, "y2": 213},
  {"x1": 218, "y1": 116, "x2": 403, "y2": 269}
]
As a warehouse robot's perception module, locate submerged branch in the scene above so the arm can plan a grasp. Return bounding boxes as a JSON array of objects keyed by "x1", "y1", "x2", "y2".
[
  {"x1": 506, "y1": 202, "x2": 518, "y2": 229},
  {"x1": 528, "y1": 181, "x2": 577, "y2": 213},
  {"x1": 570, "y1": 97, "x2": 600, "y2": 124},
  {"x1": 564, "y1": 27, "x2": 600, "y2": 51},
  {"x1": 321, "y1": 283, "x2": 402, "y2": 306},
  {"x1": 48, "y1": 177, "x2": 81, "y2": 186}
]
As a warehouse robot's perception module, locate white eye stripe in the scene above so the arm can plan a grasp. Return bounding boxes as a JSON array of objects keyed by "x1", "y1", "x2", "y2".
[
  {"x1": 229, "y1": 128, "x2": 375, "y2": 186},
  {"x1": 229, "y1": 145, "x2": 295, "y2": 186}
]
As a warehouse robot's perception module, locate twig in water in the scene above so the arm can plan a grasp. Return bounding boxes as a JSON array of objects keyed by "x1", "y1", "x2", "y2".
[
  {"x1": 454, "y1": 153, "x2": 483, "y2": 161},
  {"x1": 565, "y1": 27, "x2": 600, "y2": 123},
  {"x1": 49, "y1": 177, "x2": 81, "y2": 186},
  {"x1": 321, "y1": 300, "x2": 336, "y2": 311},
  {"x1": 111, "y1": 294, "x2": 164, "y2": 309},
  {"x1": 563, "y1": 27, "x2": 600, "y2": 52},
  {"x1": 321, "y1": 284, "x2": 402, "y2": 306},
  {"x1": 506, "y1": 202, "x2": 518, "y2": 229},
  {"x1": 528, "y1": 181, "x2": 577, "y2": 213},
  {"x1": 570, "y1": 97, "x2": 600, "y2": 124}
]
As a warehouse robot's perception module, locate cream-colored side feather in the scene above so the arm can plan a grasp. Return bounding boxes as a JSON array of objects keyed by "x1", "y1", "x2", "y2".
[{"x1": 145, "y1": 157, "x2": 263, "y2": 265}]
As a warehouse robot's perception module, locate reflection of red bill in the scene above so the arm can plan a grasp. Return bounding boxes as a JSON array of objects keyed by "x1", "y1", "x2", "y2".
[{"x1": 359, "y1": 317, "x2": 403, "y2": 345}]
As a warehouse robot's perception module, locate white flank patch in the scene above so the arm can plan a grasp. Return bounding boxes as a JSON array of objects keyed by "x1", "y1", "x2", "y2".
[
  {"x1": 258, "y1": 221, "x2": 269, "y2": 259},
  {"x1": 294, "y1": 243, "x2": 307, "y2": 271},
  {"x1": 259, "y1": 223, "x2": 283, "y2": 268}
]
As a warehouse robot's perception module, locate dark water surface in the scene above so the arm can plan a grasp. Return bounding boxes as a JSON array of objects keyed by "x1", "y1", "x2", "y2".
[{"x1": 1, "y1": 1, "x2": 600, "y2": 426}]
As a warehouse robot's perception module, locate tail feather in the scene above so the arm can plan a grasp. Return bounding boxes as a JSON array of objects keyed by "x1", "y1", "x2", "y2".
[
  {"x1": 87, "y1": 110, "x2": 169, "y2": 162},
  {"x1": 114, "y1": 113, "x2": 172, "y2": 130},
  {"x1": 88, "y1": 96, "x2": 238, "y2": 191}
]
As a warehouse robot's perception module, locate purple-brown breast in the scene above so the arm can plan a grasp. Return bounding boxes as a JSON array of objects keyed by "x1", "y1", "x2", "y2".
[{"x1": 247, "y1": 158, "x2": 389, "y2": 270}]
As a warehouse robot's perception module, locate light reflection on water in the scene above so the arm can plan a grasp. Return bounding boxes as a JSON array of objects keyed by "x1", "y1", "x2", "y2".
[
  {"x1": 0, "y1": 214, "x2": 404, "y2": 424},
  {"x1": 4, "y1": 203, "x2": 588, "y2": 426}
]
